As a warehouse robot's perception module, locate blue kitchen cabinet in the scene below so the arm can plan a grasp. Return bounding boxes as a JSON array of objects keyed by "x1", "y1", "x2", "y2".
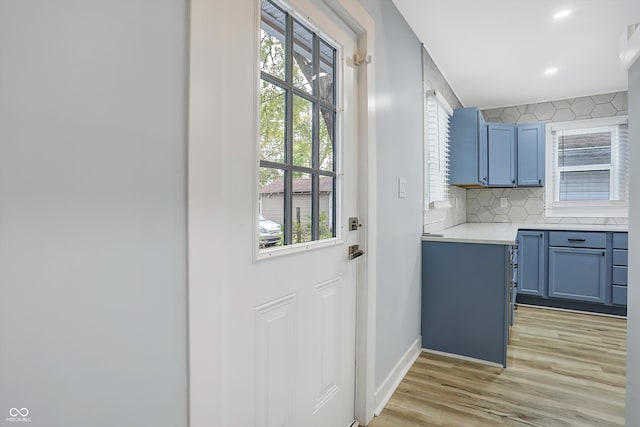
[
  {"x1": 449, "y1": 107, "x2": 488, "y2": 186},
  {"x1": 517, "y1": 229, "x2": 627, "y2": 315},
  {"x1": 449, "y1": 106, "x2": 545, "y2": 188},
  {"x1": 487, "y1": 124, "x2": 516, "y2": 186},
  {"x1": 612, "y1": 232, "x2": 628, "y2": 306},
  {"x1": 517, "y1": 124, "x2": 545, "y2": 186},
  {"x1": 548, "y1": 247, "x2": 607, "y2": 304},
  {"x1": 422, "y1": 241, "x2": 511, "y2": 367},
  {"x1": 517, "y1": 231, "x2": 546, "y2": 297}
]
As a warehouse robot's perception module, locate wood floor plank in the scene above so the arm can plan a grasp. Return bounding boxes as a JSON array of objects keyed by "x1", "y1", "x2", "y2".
[{"x1": 368, "y1": 306, "x2": 626, "y2": 427}]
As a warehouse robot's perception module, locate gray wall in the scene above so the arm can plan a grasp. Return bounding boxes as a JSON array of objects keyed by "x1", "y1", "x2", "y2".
[
  {"x1": 627, "y1": 58, "x2": 640, "y2": 427},
  {"x1": 358, "y1": 0, "x2": 424, "y2": 388},
  {"x1": 0, "y1": 1, "x2": 188, "y2": 426}
]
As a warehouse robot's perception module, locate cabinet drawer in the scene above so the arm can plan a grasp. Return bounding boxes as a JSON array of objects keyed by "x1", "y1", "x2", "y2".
[
  {"x1": 613, "y1": 249, "x2": 628, "y2": 266},
  {"x1": 613, "y1": 233, "x2": 628, "y2": 249},
  {"x1": 612, "y1": 285, "x2": 628, "y2": 306},
  {"x1": 613, "y1": 266, "x2": 628, "y2": 286},
  {"x1": 548, "y1": 231, "x2": 606, "y2": 249}
]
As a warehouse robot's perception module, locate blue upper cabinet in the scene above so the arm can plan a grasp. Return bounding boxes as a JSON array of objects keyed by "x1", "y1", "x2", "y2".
[
  {"x1": 449, "y1": 107, "x2": 487, "y2": 186},
  {"x1": 517, "y1": 124, "x2": 545, "y2": 186},
  {"x1": 487, "y1": 124, "x2": 516, "y2": 186},
  {"x1": 449, "y1": 108, "x2": 545, "y2": 188}
]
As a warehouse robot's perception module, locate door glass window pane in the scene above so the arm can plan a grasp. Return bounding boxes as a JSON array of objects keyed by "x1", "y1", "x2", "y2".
[
  {"x1": 260, "y1": 1, "x2": 286, "y2": 80},
  {"x1": 259, "y1": 167, "x2": 285, "y2": 249},
  {"x1": 319, "y1": 107, "x2": 334, "y2": 171},
  {"x1": 319, "y1": 40, "x2": 335, "y2": 105},
  {"x1": 260, "y1": 81, "x2": 286, "y2": 163},
  {"x1": 292, "y1": 95, "x2": 313, "y2": 168},
  {"x1": 319, "y1": 175, "x2": 335, "y2": 238},
  {"x1": 293, "y1": 21, "x2": 313, "y2": 94},
  {"x1": 258, "y1": 0, "x2": 338, "y2": 251},
  {"x1": 292, "y1": 173, "x2": 313, "y2": 244},
  {"x1": 559, "y1": 170, "x2": 610, "y2": 201}
]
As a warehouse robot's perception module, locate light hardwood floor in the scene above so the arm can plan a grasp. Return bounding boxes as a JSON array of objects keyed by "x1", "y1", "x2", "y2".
[{"x1": 368, "y1": 305, "x2": 627, "y2": 427}]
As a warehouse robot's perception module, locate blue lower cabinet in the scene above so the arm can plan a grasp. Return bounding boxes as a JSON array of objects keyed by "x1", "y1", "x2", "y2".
[
  {"x1": 548, "y1": 247, "x2": 607, "y2": 304},
  {"x1": 613, "y1": 249, "x2": 628, "y2": 266},
  {"x1": 612, "y1": 285, "x2": 628, "y2": 306},
  {"x1": 517, "y1": 231, "x2": 545, "y2": 297},
  {"x1": 613, "y1": 266, "x2": 628, "y2": 286},
  {"x1": 613, "y1": 233, "x2": 628, "y2": 249},
  {"x1": 422, "y1": 241, "x2": 510, "y2": 367}
]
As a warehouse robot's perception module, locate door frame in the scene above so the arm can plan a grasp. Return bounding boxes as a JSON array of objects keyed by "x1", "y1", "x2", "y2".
[
  {"x1": 320, "y1": 1, "x2": 377, "y2": 424},
  {"x1": 187, "y1": 0, "x2": 378, "y2": 425}
]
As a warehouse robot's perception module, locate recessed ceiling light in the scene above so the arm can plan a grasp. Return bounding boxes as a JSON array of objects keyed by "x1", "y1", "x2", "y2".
[
  {"x1": 545, "y1": 68, "x2": 558, "y2": 75},
  {"x1": 553, "y1": 9, "x2": 572, "y2": 20}
]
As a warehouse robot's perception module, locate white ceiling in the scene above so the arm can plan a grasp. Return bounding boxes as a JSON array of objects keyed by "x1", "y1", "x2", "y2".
[{"x1": 391, "y1": 0, "x2": 640, "y2": 109}]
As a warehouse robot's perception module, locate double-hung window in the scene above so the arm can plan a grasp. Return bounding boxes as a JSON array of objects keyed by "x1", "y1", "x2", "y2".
[
  {"x1": 258, "y1": 0, "x2": 338, "y2": 250},
  {"x1": 545, "y1": 116, "x2": 629, "y2": 217},
  {"x1": 424, "y1": 89, "x2": 453, "y2": 210}
]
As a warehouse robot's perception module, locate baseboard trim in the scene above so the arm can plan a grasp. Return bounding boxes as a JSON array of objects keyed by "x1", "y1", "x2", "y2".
[
  {"x1": 373, "y1": 337, "x2": 421, "y2": 417},
  {"x1": 421, "y1": 348, "x2": 505, "y2": 368}
]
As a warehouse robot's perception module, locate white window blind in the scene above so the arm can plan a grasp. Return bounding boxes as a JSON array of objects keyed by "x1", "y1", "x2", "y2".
[
  {"x1": 545, "y1": 116, "x2": 628, "y2": 217},
  {"x1": 424, "y1": 89, "x2": 453, "y2": 209}
]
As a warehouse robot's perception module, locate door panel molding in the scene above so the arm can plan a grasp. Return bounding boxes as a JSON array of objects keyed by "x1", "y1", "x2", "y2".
[{"x1": 255, "y1": 293, "x2": 297, "y2": 427}]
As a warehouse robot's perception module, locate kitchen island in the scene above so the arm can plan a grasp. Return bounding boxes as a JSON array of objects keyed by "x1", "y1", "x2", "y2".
[{"x1": 421, "y1": 238, "x2": 514, "y2": 367}]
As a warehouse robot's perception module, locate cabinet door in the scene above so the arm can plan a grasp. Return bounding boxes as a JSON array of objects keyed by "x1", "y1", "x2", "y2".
[
  {"x1": 487, "y1": 124, "x2": 516, "y2": 186},
  {"x1": 517, "y1": 231, "x2": 545, "y2": 296},
  {"x1": 517, "y1": 124, "x2": 545, "y2": 186},
  {"x1": 548, "y1": 247, "x2": 606, "y2": 303},
  {"x1": 449, "y1": 107, "x2": 484, "y2": 186}
]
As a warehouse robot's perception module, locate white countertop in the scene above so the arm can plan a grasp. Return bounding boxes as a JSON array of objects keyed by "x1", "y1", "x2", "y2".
[{"x1": 421, "y1": 222, "x2": 628, "y2": 245}]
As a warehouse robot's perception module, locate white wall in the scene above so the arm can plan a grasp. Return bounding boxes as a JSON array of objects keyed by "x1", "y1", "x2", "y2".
[
  {"x1": 0, "y1": 1, "x2": 188, "y2": 426},
  {"x1": 627, "y1": 58, "x2": 640, "y2": 427},
  {"x1": 357, "y1": 0, "x2": 424, "y2": 388}
]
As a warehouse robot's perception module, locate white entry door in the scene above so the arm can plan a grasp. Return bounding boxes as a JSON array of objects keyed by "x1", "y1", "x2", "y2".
[
  {"x1": 254, "y1": 1, "x2": 360, "y2": 425},
  {"x1": 188, "y1": 0, "x2": 363, "y2": 426}
]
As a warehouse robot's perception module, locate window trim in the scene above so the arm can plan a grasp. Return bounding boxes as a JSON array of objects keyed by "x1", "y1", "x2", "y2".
[{"x1": 544, "y1": 115, "x2": 629, "y2": 218}]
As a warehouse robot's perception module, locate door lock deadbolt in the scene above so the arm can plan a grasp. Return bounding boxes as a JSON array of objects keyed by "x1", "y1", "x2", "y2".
[{"x1": 349, "y1": 217, "x2": 362, "y2": 231}]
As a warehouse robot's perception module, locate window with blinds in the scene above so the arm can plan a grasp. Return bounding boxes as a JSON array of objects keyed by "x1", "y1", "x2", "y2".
[
  {"x1": 546, "y1": 116, "x2": 629, "y2": 217},
  {"x1": 424, "y1": 89, "x2": 453, "y2": 209}
]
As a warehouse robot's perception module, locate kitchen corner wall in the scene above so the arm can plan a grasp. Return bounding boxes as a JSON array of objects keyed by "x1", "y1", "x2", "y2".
[
  {"x1": 466, "y1": 91, "x2": 629, "y2": 225},
  {"x1": 422, "y1": 47, "x2": 466, "y2": 233},
  {"x1": 358, "y1": 0, "x2": 428, "y2": 394}
]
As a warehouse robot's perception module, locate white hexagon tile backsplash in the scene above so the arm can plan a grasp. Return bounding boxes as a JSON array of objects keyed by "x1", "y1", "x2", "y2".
[{"x1": 465, "y1": 188, "x2": 627, "y2": 225}]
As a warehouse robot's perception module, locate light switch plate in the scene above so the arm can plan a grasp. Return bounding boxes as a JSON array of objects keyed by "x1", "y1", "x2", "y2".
[
  {"x1": 500, "y1": 197, "x2": 508, "y2": 208},
  {"x1": 398, "y1": 178, "x2": 407, "y2": 198}
]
